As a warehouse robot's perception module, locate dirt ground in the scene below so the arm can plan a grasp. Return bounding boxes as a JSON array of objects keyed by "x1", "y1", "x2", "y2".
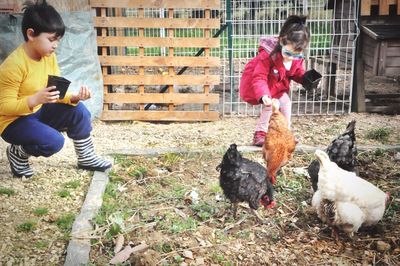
[
  {"x1": 0, "y1": 111, "x2": 399, "y2": 265},
  {"x1": 87, "y1": 149, "x2": 399, "y2": 265}
]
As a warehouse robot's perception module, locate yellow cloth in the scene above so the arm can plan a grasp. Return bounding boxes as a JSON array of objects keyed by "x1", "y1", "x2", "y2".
[{"x1": 0, "y1": 44, "x2": 75, "y2": 134}]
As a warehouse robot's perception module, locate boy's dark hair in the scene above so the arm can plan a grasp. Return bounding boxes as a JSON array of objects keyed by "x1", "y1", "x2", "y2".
[
  {"x1": 271, "y1": 15, "x2": 310, "y2": 56},
  {"x1": 21, "y1": 0, "x2": 65, "y2": 42}
]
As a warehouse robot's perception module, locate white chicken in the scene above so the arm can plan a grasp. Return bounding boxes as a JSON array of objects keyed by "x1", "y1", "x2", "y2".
[{"x1": 311, "y1": 150, "x2": 390, "y2": 238}]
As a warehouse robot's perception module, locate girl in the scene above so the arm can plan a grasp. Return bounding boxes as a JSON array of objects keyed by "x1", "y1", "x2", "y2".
[
  {"x1": 239, "y1": 15, "x2": 310, "y2": 146},
  {"x1": 0, "y1": 0, "x2": 111, "y2": 178}
]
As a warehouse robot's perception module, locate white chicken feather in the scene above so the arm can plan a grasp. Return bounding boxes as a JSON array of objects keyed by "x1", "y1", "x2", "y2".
[{"x1": 312, "y1": 150, "x2": 389, "y2": 236}]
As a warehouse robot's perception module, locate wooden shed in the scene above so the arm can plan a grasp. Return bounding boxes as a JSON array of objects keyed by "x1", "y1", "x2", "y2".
[
  {"x1": 353, "y1": 0, "x2": 400, "y2": 114},
  {"x1": 360, "y1": 0, "x2": 400, "y2": 77},
  {"x1": 361, "y1": 24, "x2": 400, "y2": 76}
]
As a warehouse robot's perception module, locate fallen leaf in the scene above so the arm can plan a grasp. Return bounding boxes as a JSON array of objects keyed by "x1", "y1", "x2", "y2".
[
  {"x1": 110, "y1": 245, "x2": 133, "y2": 264},
  {"x1": 114, "y1": 234, "x2": 124, "y2": 254}
]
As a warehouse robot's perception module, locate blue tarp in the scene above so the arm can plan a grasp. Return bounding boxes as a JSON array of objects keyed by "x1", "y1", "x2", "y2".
[{"x1": 0, "y1": 11, "x2": 103, "y2": 118}]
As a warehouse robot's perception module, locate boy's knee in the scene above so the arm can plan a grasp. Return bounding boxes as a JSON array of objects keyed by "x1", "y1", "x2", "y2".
[
  {"x1": 75, "y1": 102, "x2": 91, "y2": 121},
  {"x1": 42, "y1": 135, "x2": 65, "y2": 157}
]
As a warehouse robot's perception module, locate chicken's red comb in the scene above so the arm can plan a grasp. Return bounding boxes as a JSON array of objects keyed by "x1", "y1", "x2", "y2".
[{"x1": 266, "y1": 200, "x2": 276, "y2": 209}]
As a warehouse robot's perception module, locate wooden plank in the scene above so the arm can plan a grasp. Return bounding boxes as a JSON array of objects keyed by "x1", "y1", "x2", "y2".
[
  {"x1": 93, "y1": 17, "x2": 220, "y2": 29},
  {"x1": 138, "y1": 8, "x2": 145, "y2": 110},
  {"x1": 103, "y1": 74, "x2": 220, "y2": 85},
  {"x1": 385, "y1": 67, "x2": 400, "y2": 76},
  {"x1": 366, "y1": 105, "x2": 400, "y2": 114},
  {"x1": 366, "y1": 93, "x2": 400, "y2": 99},
  {"x1": 167, "y1": 8, "x2": 175, "y2": 112},
  {"x1": 104, "y1": 93, "x2": 219, "y2": 104},
  {"x1": 378, "y1": 41, "x2": 387, "y2": 75},
  {"x1": 100, "y1": 110, "x2": 220, "y2": 121},
  {"x1": 96, "y1": 36, "x2": 220, "y2": 48},
  {"x1": 379, "y1": 0, "x2": 390, "y2": 15},
  {"x1": 100, "y1": 7, "x2": 109, "y2": 112},
  {"x1": 385, "y1": 54, "x2": 400, "y2": 68},
  {"x1": 99, "y1": 55, "x2": 220, "y2": 67},
  {"x1": 398, "y1": 0, "x2": 400, "y2": 14},
  {"x1": 353, "y1": 33, "x2": 366, "y2": 112},
  {"x1": 361, "y1": 0, "x2": 371, "y2": 15},
  {"x1": 203, "y1": 8, "x2": 211, "y2": 113},
  {"x1": 90, "y1": 0, "x2": 220, "y2": 9}
]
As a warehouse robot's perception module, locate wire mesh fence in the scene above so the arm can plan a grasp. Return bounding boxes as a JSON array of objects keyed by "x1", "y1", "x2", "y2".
[{"x1": 220, "y1": 0, "x2": 358, "y2": 117}]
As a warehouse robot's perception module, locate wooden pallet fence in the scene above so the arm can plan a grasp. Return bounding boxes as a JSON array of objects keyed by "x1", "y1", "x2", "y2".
[
  {"x1": 90, "y1": 0, "x2": 221, "y2": 121},
  {"x1": 361, "y1": 0, "x2": 400, "y2": 16}
]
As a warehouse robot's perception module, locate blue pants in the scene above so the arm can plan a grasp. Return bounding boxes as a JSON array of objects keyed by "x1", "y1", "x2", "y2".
[{"x1": 1, "y1": 103, "x2": 92, "y2": 157}]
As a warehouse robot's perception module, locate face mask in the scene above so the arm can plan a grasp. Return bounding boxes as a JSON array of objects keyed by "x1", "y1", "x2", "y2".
[{"x1": 281, "y1": 46, "x2": 304, "y2": 59}]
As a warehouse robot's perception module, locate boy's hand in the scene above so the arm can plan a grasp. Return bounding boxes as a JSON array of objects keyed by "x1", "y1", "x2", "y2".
[
  {"x1": 262, "y1": 95, "x2": 272, "y2": 106},
  {"x1": 27, "y1": 86, "x2": 60, "y2": 109},
  {"x1": 71, "y1": 85, "x2": 92, "y2": 103}
]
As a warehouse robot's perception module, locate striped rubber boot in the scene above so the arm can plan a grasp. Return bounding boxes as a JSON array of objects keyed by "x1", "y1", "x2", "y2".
[
  {"x1": 6, "y1": 145, "x2": 33, "y2": 178},
  {"x1": 73, "y1": 137, "x2": 112, "y2": 172}
]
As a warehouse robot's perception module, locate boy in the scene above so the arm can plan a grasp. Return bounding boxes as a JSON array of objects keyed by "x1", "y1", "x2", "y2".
[{"x1": 0, "y1": 0, "x2": 111, "y2": 178}]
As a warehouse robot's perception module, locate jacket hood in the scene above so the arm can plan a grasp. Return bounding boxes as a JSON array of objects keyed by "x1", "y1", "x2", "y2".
[{"x1": 259, "y1": 36, "x2": 279, "y2": 53}]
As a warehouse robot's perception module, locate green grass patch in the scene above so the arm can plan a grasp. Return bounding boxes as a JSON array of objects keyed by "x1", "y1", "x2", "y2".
[
  {"x1": 211, "y1": 253, "x2": 232, "y2": 265},
  {"x1": 162, "y1": 153, "x2": 182, "y2": 168},
  {"x1": 32, "y1": 207, "x2": 49, "y2": 216},
  {"x1": 158, "y1": 213, "x2": 198, "y2": 234},
  {"x1": 155, "y1": 242, "x2": 175, "y2": 253},
  {"x1": 190, "y1": 201, "x2": 218, "y2": 221},
  {"x1": 34, "y1": 240, "x2": 48, "y2": 249},
  {"x1": 129, "y1": 165, "x2": 148, "y2": 178},
  {"x1": 208, "y1": 182, "x2": 222, "y2": 194},
  {"x1": 365, "y1": 127, "x2": 393, "y2": 142},
  {"x1": 16, "y1": 220, "x2": 37, "y2": 232},
  {"x1": 57, "y1": 189, "x2": 71, "y2": 198},
  {"x1": 0, "y1": 187, "x2": 15, "y2": 196},
  {"x1": 55, "y1": 213, "x2": 75, "y2": 231}
]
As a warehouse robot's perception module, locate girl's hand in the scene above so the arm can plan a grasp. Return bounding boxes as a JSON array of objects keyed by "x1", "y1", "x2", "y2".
[
  {"x1": 71, "y1": 85, "x2": 92, "y2": 103},
  {"x1": 27, "y1": 86, "x2": 60, "y2": 109},
  {"x1": 262, "y1": 95, "x2": 272, "y2": 106},
  {"x1": 271, "y1": 98, "x2": 280, "y2": 109}
]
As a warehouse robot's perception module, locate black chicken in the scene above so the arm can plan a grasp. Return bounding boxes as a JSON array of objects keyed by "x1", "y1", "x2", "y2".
[
  {"x1": 308, "y1": 120, "x2": 358, "y2": 191},
  {"x1": 217, "y1": 144, "x2": 275, "y2": 222}
]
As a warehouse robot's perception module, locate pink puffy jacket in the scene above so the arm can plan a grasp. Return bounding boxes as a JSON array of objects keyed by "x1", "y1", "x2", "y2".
[{"x1": 239, "y1": 37, "x2": 305, "y2": 105}]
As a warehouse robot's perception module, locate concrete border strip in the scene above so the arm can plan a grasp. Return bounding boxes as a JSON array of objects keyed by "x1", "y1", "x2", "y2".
[{"x1": 64, "y1": 157, "x2": 112, "y2": 266}]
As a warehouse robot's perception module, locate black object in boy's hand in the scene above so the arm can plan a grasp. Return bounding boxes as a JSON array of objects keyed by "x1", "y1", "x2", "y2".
[
  {"x1": 47, "y1": 75, "x2": 71, "y2": 99},
  {"x1": 302, "y1": 69, "x2": 322, "y2": 91}
]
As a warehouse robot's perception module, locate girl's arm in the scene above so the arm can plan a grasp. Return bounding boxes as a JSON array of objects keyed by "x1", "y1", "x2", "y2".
[
  {"x1": 290, "y1": 59, "x2": 306, "y2": 85},
  {"x1": 251, "y1": 52, "x2": 272, "y2": 101}
]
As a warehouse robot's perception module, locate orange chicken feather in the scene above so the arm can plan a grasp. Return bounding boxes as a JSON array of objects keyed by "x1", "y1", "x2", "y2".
[{"x1": 262, "y1": 99, "x2": 297, "y2": 184}]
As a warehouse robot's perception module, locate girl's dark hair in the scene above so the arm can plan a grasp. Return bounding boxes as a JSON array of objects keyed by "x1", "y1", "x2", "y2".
[
  {"x1": 271, "y1": 15, "x2": 310, "y2": 56},
  {"x1": 21, "y1": 0, "x2": 65, "y2": 41}
]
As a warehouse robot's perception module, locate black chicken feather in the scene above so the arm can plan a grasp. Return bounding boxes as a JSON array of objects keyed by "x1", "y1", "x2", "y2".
[
  {"x1": 308, "y1": 120, "x2": 357, "y2": 191},
  {"x1": 217, "y1": 144, "x2": 274, "y2": 211}
]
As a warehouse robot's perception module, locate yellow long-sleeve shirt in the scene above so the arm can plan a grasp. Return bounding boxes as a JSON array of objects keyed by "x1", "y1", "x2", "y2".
[{"x1": 0, "y1": 44, "x2": 75, "y2": 134}]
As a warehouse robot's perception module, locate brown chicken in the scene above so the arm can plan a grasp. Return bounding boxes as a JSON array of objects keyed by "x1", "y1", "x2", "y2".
[{"x1": 262, "y1": 99, "x2": 297, "y2": 184}]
